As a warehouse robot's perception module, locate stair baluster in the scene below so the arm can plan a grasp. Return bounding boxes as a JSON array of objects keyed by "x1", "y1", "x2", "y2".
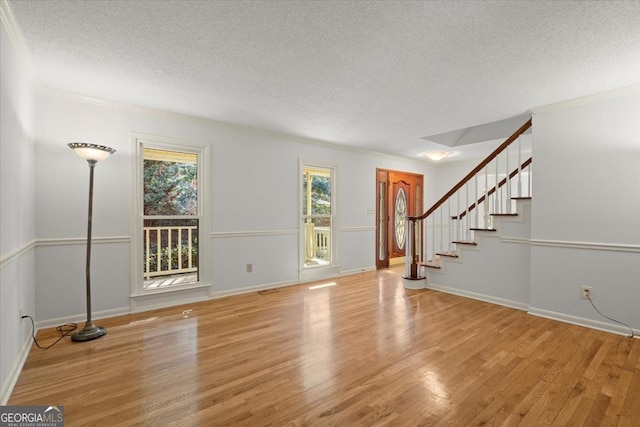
[
  {"x1": 528, "y1": 160, "x2": 532, "y2": 197},
  {"x1": 448, "y1": 199, "x2": 453, "y2": 254},
  {"x1": 494, "y1": 156, "x2": 500, "y2": 214},
  {"x1": 484, "y1": 165, "x2": 490, "y2": 228},
  {"x1": 517, "y1": 134, "x2": 522, "y2": 198},
  {"x1": 506, "y1": 147, "x2": 511, "y2": 210}
]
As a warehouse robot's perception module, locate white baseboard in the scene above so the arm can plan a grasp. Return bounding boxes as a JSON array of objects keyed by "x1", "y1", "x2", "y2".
[
  {"x1": 528, "y1": 307, "x2": 639, "y2": 338},
  {"x1": 36, "y1": 307, "x2": 131, "y2": 329},
  {"x1": 425, "y1": 283, "x2": 529, "y2": 311},
  {"x1": 210, "y1": 279, "x2": 299, "y2": 299},
  {"x1": 339, "y1": 266, "x2": 376, "y2": 275},
  {"x1": 424, "y1": 286, "x2": 638, "y2": 337},
  {"x1": 1, "y1": 330, "x2": 34, "y2": 405}
]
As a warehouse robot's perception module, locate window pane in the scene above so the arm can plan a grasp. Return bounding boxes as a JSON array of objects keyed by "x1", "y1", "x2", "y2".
[
  {"x1": 143, "y1": 148, "x2": 197, "y2": 216},
  {"x1": 394, "y1": 187, "x2": 407, "y2": 249},
  {"x1": 304, "y1": 217, "x2": 331, "y2": 267},
  {"x1": 143, "y1": 218, "x2": 199, "y2": 288},
  {"x1": 302, "y1": 168, "x2": 331, "y2": 216}
]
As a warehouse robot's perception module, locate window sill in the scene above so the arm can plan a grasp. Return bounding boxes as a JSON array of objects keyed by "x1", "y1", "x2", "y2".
[
  {"x1": 300, "y1": 264, "x2": 340, "y2": 282},
  {"x1": 130, "y1": 282, "x2": 211, "y2": 313}
]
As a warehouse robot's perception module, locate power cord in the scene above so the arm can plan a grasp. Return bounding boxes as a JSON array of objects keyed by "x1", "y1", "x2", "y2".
[
  {"x1": 22, "y1": 315, "x2": 77, "y2": 349},
  {"x1": 585, "y1": 296, "x2": 635, "y2": 338}
]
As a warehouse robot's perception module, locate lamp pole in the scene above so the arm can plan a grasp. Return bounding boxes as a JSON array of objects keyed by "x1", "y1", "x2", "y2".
[{"x1": 68, "y1": 143, "x2": 115, "y2": 341}]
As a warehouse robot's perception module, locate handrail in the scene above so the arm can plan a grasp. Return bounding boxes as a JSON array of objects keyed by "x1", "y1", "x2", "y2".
[
  {"x1": 455, "y1": 157, "x2": 532, "y2": 220},
  {"x1": 409, "y1": 117, "x2": 532, "y2": 221}
]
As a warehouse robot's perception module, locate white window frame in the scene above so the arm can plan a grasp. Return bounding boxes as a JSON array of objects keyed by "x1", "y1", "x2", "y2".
[
  {"x1": 299, "y1": 160, "x2": 339, "y2": 282},
  {"x1": 130, "y1": 132, "x2": 211, "y2": 308}
]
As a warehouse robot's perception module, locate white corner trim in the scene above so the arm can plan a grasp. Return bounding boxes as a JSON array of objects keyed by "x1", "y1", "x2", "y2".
[
  {"x1": 211, "y1": 229, "x2": 298, "y2": 238},
  {"x1": 528, "y1": 307, "x2": 639, "y2": 338},
  {"x1": 36, "y1": 236, "x2": 131, "y2": 247},
  {"x1": 425, "y1": 283, "x2": 529, "y2": 312},
  {"x1": 0, "y1": 239, "x2": 36, "y2": 268},
  {"x1": 530, "y1": 239, "x2": 640, "y2": 253},
  {"x1": 210, "y1": 226, "x2": 374, "y2": 238},
  {"x1": 500, "y1": 236, "x2": 531, "y2": 245},
  {"x1": 0, "y1": 329, "x2": 33, "y2": 405}
]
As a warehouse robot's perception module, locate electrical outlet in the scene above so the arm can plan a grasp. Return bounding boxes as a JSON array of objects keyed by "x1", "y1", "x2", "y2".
[
  {"x1": 246, "y1": 263, "x2": 253, "y2": 273},
  {"x1": 19, "y1": 307, "x2": 24, "y2": 320},
  {"x1": 581, "y1": 286, "x2": 593, "y2": 299}
]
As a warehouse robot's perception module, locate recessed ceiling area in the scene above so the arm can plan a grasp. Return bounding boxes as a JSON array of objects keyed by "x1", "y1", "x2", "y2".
[
  {"x1": 6, "y1": 0, "x2": 640, "y2": 163},
  {"x1": 421, "y1": 113, "x2": 532, "y2": 148}
]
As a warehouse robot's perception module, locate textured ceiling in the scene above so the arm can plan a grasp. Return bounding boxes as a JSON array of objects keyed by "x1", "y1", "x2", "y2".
[{"x1": 7, "y1": 0, "x2": 640, "y2": 162}]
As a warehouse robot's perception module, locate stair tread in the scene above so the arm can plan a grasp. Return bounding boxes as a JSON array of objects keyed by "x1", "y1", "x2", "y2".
[
  {"x1": 491, "y1": 213, "x2": 518, "y2": 216},
  {"x1": 511, "y1": 196, "x2": 532, "y2": 200},
  {"x1": 419, "y1": 259, "x2": 441, "y2": 269},
  {"x1": 470, "y1": 227, "x2": 497, "y2": 231},
  {"x1": 436, "y1": 251, "x2": 458, "y2": 258},
  {"x1": 452, "y1": 240, "x2": 477, "y2": 245}
]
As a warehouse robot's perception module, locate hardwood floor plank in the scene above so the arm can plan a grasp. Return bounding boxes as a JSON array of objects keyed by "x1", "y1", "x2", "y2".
[
  {"x1": 620, "y1": 363, "x2": 640, "y2": 421},
  {"x1": 8, "y1": 267, "x2": 639, "y2": 426}
]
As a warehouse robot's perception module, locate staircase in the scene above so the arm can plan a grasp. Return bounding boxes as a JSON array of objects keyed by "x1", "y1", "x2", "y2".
[{"x1": 403, "y1": 118, "x2": 533, "y2": 298}]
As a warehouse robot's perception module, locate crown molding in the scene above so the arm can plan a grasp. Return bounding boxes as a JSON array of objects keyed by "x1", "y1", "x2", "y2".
[
  {"x1": 531, "y1": 84, "x2": 640, "y2": 115},
  {"x1": 0, "y1": 0, "x2": 39, "y2": 86},
  {"x1": 37, "y1": 83, "x2": 435, "y2": 167}
]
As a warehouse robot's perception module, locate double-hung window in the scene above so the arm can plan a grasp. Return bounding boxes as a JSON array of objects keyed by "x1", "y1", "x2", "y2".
[
  {"x1": 131, "y1": 133, "x2": 209, "y2": 299},
  {"x1": 300, "y1": 162, "x2": 337, "y2": 280}
]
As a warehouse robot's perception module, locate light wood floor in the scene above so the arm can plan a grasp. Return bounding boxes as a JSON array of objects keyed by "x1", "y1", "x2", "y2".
[{"x1": 10, "y1": 268, "x2": 640, "y2": 426}]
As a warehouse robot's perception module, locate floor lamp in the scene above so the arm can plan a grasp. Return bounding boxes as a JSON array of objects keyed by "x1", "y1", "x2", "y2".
[{"x1": 68, "y1": 142, "x2": 116, "y2": 341}]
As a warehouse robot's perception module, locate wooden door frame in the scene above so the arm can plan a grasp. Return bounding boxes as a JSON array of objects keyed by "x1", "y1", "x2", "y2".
[{"x1": 375, "y1": 168, "x2": 424, "y2": 270}]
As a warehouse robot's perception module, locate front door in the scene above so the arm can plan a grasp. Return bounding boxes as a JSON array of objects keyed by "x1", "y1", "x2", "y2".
[
  {"x1": 376, "y1": 169, "x2": 423, "y2": 269},
  {"x1": 389, "y1": 177, "x2": 410, "y2": 260}
]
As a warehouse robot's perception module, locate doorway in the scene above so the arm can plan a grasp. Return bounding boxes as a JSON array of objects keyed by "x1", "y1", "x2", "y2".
[{"x1": 376, "y1": 169, "x2": 423, "y2": 269}]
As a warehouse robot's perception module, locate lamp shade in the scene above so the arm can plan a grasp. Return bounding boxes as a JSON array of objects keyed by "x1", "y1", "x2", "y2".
[{"x1": 68, "y1": 142, "x2": 116, "y2": 162}]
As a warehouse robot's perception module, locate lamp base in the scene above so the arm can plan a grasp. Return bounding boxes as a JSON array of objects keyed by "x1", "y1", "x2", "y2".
[{"x1": 71, "y1": 322, "x2": 107, "y2": 342}]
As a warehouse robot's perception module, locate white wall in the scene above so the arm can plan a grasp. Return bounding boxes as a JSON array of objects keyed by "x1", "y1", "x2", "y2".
[
  {"x1": 529, "y1": 91, "x2": 640, "y2": 334},
  {"x1": 32, "y1": 90, "x2": 436, "y2": 320},
  {"x1": 0, "y1": 20, "x2": 36, "y2": 404},
  {"x1": 428, "y1": 200, "x2": 532, "y2": 310}
]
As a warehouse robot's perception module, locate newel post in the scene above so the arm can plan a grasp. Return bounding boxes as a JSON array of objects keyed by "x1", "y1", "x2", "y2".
[{"x1": 403, "y1": 216, "x2": 426, "y2": 289}]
